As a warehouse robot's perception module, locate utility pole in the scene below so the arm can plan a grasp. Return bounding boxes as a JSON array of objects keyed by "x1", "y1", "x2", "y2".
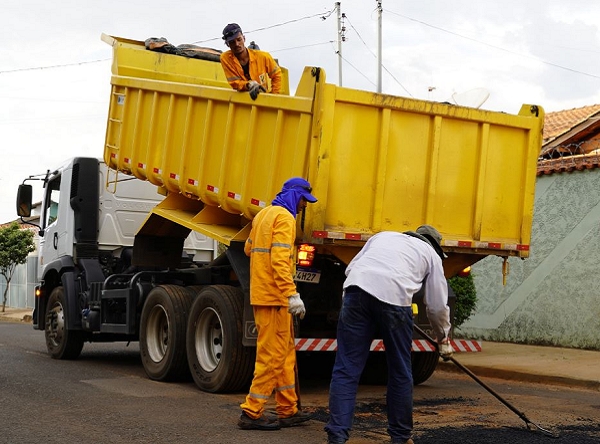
[
  {"x1": 335, "y1": 2, "x2": 345, "y2": 86},
  {"x1": 376, "y1": 0, "x2": 382, "y2": 93}
]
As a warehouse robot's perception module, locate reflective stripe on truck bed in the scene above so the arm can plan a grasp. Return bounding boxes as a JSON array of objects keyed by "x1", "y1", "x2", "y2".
[{"x1": 313, "y1": 230, "x2": 529, "y2": 252}]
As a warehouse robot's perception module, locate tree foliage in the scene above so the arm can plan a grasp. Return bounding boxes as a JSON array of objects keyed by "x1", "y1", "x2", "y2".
[
  {"x1": 0, "y1": 222, "x2": 36, "y2": 312},
  {"x1": 448, "y1": 273, "x2": 477, "y2": 329}
]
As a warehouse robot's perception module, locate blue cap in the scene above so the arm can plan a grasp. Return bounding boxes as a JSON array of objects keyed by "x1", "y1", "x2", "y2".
[
  {"x1": 222, "y1": 23, "x2": 242, "y2": 43},
  {"x1": 282, "y1": 177, "x2": 317, "y2": 203}
]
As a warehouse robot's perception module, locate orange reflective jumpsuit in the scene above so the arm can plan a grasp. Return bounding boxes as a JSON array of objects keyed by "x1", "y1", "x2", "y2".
[
  {"x1": 241, "y1": 205, "x2": 299, "y2": 419},
  {"x1": 220, "y1": 49, "x2": 282, "y2": 94}
]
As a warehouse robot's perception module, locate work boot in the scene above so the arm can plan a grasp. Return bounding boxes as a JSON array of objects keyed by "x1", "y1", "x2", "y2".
[
  {"x1": 237, "y1": 412, "x2": 280, "y2": 430},
  {"x1": 278, "y1": 410, "x2": 314, "y2": 427},
  {"x1": 391, "y1": 439, "x2": 414, "y2": 444}
]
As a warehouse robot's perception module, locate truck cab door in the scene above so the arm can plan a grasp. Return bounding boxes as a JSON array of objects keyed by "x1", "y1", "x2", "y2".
[{"x1": 39, "y1": 172, "x2": 72, "y2": 271}]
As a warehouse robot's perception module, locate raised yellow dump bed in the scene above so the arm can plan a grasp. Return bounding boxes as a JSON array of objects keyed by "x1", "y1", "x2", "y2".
[{"x1": 103, "y1": 34, "x2": 544, "y2": 269}]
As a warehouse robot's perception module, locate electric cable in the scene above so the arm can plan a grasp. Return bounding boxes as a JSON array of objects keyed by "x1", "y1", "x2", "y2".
[
  {"x1": 192, "y1": 8, "x2": 336, "y2": 45},
  {"x1": 387, "y1": 9, "x2": 600, "y2": 80},
  {"x1": 344, "y1": 16, "x2": 413, "y2": 97},
  {"x1": 0, "y1": 58, "x2": 109, "y2": 75}
]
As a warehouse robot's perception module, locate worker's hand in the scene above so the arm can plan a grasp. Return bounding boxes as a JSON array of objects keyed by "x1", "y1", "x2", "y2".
[
  {"x1": 247, "y1": 80, "x2": 266, "y2": 100},
  {"x1": 288, "y1": 293, "x2": 306, "y2": 319},
  {"x1": 438, "y1": 338, "x2": 453, "y2": 361}
]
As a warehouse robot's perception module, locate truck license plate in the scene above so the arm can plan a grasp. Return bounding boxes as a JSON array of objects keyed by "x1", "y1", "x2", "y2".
[{"x1": 295, "y1": 270, "x2": 321, "y2": 283}]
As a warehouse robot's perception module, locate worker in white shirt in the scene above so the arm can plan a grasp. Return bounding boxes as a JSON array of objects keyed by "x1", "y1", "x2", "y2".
[{"x1": 325, "y1": 226, "x2": 453, "y2": 444}]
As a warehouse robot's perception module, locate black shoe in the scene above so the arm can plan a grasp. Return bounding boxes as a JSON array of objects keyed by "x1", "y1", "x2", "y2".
[
  {"x1": 238, "y1": 412, "x2": 280, "y2": 430},
  {"x1": 279, "y1": 410, "x2": 314, "y2": 428}
]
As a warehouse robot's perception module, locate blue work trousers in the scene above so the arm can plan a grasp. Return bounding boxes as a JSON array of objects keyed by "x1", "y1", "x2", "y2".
[{"x1": 325, "y1": 286, "x2": 414, "y2": 443}]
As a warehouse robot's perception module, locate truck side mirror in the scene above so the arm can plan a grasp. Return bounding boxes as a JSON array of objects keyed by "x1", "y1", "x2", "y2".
[{"x1": 16, "y1": 184, "x2": 33, "y2": 217}]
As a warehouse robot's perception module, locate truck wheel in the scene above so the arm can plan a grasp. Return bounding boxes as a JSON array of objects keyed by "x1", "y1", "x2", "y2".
[
  {"x1": 140, "y1": 285, "x2": 192, "y2": 381},
  {"x1": 45, "y1": 286, "x2": 84, "y2": 360},
  {"x1": 412, "y1": 351, "x2": 439, "y2": 385},
  {"x1": 186, "y1": 285, "x2": 255, "y2": 393}
]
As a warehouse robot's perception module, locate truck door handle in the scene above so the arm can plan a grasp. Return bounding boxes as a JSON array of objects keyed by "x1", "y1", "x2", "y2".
[{"x1": 53, "y1": 232, "x2": 58, "y2": 250}]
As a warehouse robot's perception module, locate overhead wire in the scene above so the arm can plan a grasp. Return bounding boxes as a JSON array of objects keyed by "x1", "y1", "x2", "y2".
[
  {"x1": 386, "y1": 8, "x2": 600, "y2": 80},
  {"x1": 192, "y1": 8, "x2": 336, "y2": 45},
  {"x1": 271, "y1": 41, "x2": 334, "y2": 54},
  {"x1": 344, "y1": 15, "x2": 413, "y2": 97},
  {"x1": 0, "y1": 58, "x2": 109, "y2": 75},
  {"x1": 1, "y1": 7, "x2": 598, "y2": 92}
]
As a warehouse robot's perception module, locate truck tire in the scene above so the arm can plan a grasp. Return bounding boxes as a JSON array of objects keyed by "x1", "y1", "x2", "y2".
[
  {"x1": 186, "y1": 285, "x2": 255, "y2": 393},
  {"x1": 45, "y1": 286, "x2": 85, "y2": 359},
  {"x1": 412, "y1": 351, "x2": 439, "y2": 385},
  {"x1": 139, "y1": 285, "x2": 192, "y2": 381}
]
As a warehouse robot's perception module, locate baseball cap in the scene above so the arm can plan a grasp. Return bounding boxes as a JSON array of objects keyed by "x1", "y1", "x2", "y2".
[
  {"x1": 222, "y1": 23, "x2": 242, "y2": 43},
  {"x1": 416, "y1": 224, "x2": 447, "y2": 259},
  {"x1": 282, "y1": 177, "x2": 317, "y2": 203}
]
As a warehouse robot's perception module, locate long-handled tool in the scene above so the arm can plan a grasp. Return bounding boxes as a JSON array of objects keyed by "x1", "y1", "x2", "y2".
[
  {"x1": 292, "y1": 315, "x2": 302, "y2": 410},
  {"x1": 413, "y1": 324, "x2": 559, "y2": 438}
]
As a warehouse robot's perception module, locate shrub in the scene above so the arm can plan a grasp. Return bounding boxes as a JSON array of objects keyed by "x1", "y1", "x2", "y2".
[{"x1": 448, "y1": 273, "x2": 477, "y2": 328}]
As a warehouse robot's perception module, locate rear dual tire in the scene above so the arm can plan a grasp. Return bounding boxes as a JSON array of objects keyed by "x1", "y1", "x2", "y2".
[
  {"x1": 186, "y1": 285, "x2": 255, "y2": 393},
  {"x1": 139, "y1": 285, "x2": 192, "y2": 381}
]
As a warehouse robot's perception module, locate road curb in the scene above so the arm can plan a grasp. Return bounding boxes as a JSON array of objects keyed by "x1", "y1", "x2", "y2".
[
  {"x1": 438, "y1": 361, "x2": 600, "y2": 392},
  {"x1": 0, "y1": 313, "x2": 32, "y2": 324}
]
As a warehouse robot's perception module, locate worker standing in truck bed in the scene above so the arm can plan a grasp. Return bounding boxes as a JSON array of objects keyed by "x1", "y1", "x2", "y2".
[{"x1": 220, "y1": 23, "x2": 282, "y2": 100}]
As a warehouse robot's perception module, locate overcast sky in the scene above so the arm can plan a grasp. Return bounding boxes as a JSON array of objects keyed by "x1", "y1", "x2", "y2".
[{"x1": 2, "y1": 0, "x2": 600, "y2": 223}]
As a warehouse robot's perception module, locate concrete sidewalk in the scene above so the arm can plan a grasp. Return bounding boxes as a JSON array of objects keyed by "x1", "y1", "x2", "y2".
[
  {"x1": 438, "y1": 340, "x2": 600, "y2": 391},
  {"x1": 0, "y1": 307, "x2": 33, "y2": 324},
  {"x1": 1, "y1": 307, "x2": 598, "y2": 391}
]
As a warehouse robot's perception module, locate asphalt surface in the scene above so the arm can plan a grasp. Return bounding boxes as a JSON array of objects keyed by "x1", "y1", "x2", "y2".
[
  {"x1": 2, "y1": 306, "x2": 598, "y2": 392},
  {"x1": 2, "y1": 309, "x2": 599, "y2": 443}
]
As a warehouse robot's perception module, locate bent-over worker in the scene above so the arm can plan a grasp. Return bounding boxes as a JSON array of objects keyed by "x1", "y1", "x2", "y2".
[{"x1": 325, "y1": 226, "x2": 453, "y2": 444}]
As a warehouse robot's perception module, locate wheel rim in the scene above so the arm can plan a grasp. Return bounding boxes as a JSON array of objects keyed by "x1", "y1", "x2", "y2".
[
  {"x1": 46, "y1": 301, "x2": 65, "y2": 347},
  {"x1": 194, "y1": 307, "x2": 223, "y2": 372},
  {"x1": 146, "y1": 304, "x2": 170, "y2": 363}
]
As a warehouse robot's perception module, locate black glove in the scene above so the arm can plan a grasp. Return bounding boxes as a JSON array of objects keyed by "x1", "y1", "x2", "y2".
[{"x1": 247, "y1": 80, "x2": 266, "y2": 100}]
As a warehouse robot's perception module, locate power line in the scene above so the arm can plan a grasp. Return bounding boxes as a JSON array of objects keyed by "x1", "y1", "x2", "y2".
[
  {"x1": 0, "y1": 58, "x2": 109, "y2": 75},
  {"x1": 271, "y1": 41, "x2": 334, "y2": 53},
  {"x1": 330, "y1": 40, "x2": 376, "y2": 88},
  {"x1": 387, "y1": 9, "x2": 600, "y2": 80},
  {"x1": 344, "y1": 16, "x2": 413, "y2": 97},
  {"x1": 192, "y1": 9, "x2": 336, "y2": 45}
]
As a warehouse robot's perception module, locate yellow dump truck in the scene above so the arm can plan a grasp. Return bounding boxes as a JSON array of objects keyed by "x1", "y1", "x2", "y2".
[{"x1": 23, "y1": 34, "x2": 545, "y2": 393}]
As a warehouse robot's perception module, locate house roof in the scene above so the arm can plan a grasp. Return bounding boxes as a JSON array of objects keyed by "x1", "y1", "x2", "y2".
[
  {"x1": 0, "y1": 217, "x2": 40, "y2": 234},
  {"x1": 538, "y1": 104, "x2": 600, "y2": 176},
  {"x1": 542, "y1": 104, "x2": 600, "y2": 145}
]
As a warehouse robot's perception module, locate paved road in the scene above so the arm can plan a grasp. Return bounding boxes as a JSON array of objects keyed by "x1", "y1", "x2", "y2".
[{"x1": 1, "y1": 322, "x2": 599, "y2": 443}]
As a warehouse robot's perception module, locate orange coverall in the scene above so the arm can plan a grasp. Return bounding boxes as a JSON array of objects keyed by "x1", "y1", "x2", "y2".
[
  {"x1": 220, "y1": 49, "x2": 282, "y2": 94},
  {"x1": 241, "y1": 205, "x2": 299, "y2": 419}
]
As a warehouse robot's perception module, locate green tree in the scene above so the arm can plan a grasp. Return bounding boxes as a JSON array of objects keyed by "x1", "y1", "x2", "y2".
[
  {"x1": 0, "y1": 222, "x2": 36, "y2": 312},
  {"x1": 448, "y1": 272, "x2": 477, "y2": 328}
]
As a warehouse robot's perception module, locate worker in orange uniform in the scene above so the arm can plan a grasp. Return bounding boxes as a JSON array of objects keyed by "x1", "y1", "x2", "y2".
[
  {"x1": 220, "y1": 23, "x2": 282, "y2": 100},
  {"x1": 238, "y1": 177, "x2": 317, "y2": 431}
]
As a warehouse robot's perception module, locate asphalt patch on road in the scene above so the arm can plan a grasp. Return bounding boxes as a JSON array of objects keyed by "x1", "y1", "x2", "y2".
[
  {"x1": 415, "y1": 424, "x2": 600, "y2": 443},
  {"x1": 312, "y1": 397, "x2": 475, "y2": 424},
  {"x1": 311, "y1": 399, "x2": 600, "y2": 443}
]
